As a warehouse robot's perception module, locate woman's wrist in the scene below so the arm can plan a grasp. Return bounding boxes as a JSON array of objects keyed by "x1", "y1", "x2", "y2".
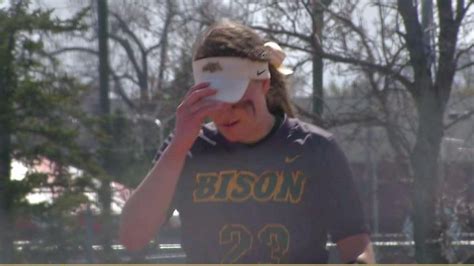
[{"x1": 167, "y1": 138, "x2": 192, "y2": 158}]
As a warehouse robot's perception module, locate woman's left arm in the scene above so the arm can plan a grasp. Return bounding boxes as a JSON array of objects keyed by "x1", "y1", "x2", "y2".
[{"x1": 336, "y1": 233, "x2": 375, "y2": 264}]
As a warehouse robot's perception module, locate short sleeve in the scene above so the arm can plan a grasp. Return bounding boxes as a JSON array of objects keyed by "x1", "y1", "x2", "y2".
[
  {"x1": 152, "y1": 133, "x2": 174, "y2": 165},
  {"x1": 321, "y1": 139, "x2": 369, "y2": 243}
]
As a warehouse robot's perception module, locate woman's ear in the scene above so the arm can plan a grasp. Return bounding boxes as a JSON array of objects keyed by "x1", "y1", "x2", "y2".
[{"x1": 262, "y1": 79, "x2": 271, "y2": 95}]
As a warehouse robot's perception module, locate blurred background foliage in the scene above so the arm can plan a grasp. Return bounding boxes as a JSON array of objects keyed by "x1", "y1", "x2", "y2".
[{"x1": 0, "y1": 0, "x2": 474, "y2": 263}]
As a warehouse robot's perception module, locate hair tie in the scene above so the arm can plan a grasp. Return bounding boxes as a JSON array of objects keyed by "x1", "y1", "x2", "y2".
[{"x1": 263, "y1": 42, "x2": 293, "y2": 75}]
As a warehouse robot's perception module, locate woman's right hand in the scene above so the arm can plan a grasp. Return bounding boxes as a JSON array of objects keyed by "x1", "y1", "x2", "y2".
[{"x1": 170, "y1": 82, "x2": 228, "y2": 153}]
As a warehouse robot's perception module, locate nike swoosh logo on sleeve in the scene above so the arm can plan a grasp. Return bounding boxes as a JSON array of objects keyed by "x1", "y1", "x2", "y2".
[{"x1": 285, "y1": 155, "x2": 301, "y2": 163}]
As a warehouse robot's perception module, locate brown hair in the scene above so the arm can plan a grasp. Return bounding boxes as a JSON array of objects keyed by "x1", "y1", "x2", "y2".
[{"x1": 193, "y1": 20, "x2": 295, "y2": 117}]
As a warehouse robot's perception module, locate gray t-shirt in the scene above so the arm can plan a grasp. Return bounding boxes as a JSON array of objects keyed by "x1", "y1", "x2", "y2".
[{"x1": 153, "y1": 115, "x2": 368, "y2": 263}]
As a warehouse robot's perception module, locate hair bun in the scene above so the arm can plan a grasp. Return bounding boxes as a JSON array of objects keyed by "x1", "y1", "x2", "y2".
[{"x1": 264, "y1": 42, "x2": 293, "y2": 75}]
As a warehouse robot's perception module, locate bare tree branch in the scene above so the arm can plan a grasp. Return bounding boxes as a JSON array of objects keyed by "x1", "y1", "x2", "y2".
[
  {"x1": 122, "y1": 73, "x2": 141, "y2": 88},
  {"x1": 444, "y1": 108, "x2": 474, "y2": 129},
  {"x1": 456, "y1": 61, "x2": 474, "y2": 71},
  {"x1": 276, "y1": 39, "x2": 414, "y2": 90},
  {"x1": 320, "y1": 50, "x2": 414, "y2": 89},
  {"x1": 293, "y1": 102, "x2": 382, "y2": 129},
  {"x1": 274, "y1": 1, "x2": 300, "y2": 33},
  {"x1": 251, "y1": 25, "x2": 312, "y2": 42},
  {"x1": 293, "y1": 103, "x2": 325, "y2": 127},
  {"x1": 436, "y1": 0, "x2": 462, "y2": 105},
  {"x1": 377, "y1": 0, "x2": 391, "y2": 64},
  {"x1": 397, "y1": 0, "x2": 430, "y2": 88},
  {"x1": 277, "y1": 41, "x2": 311, "y2": 53},
  {"x1": 49, "y1": 47, "x2": 98, "y2": 56},
  {"x1": 316, "y1": 1, "x2": 376, "y2": 62},
  {"x1": 455, "y1": 0, "x2": 474, "y2": 23},
  {"x1": 145, "y1": 42, "x2": 162, "y2": 55},
  {"x1": 325, "y1": 112, "x2": 381, "y2": 128},
  {"x1": 109, "y1": 33, "x2": 143, "y2": 80},
  {"x1": 292, "y1": 57, "x2": 311, "y2": 71},
  {"x1": 110, "y1": 11, "x2": 146, "y2": 54},
  {"x1": 110, "y1": 69, "x2": 138, "y2": 111},
  {"x1": 156, "y1": 0, "x2": 176, "y2": 92},
  {"x1": 455, "y1": 42, "x2": 474, "y2": 63}
]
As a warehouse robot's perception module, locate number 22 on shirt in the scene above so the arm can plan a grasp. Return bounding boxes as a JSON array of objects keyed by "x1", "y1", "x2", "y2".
[{"x1": 219, "y1": 223, "x2": 290, "y2": 263}]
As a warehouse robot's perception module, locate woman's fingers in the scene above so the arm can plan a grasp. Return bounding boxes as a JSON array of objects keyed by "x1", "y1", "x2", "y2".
[
  {"x1": 183, "y1": 82, "x2": 211, "y2": 99},
  {"x1": 184, "y1": 87, "x2": 218, "y2": 106},
  {"x1": 188, "y1": 99, "x2": 223, "y2": 114},
  {"x1": 171, "y1": 82, "x2": 225, "y2": 152},
  {"x1": 194, "y1": 102, "x2": 229, "y2": 121},
  {"x1": 177, "y1": 87, "x2": 213, "y2": 115}
]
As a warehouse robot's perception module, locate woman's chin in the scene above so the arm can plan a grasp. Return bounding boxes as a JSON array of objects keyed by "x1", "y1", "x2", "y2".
[
  {"x1": 220, "y1": 131, "x2": 241, "y2": 143},
  {"x1": 218, "y1": 127, "x2": 244, "y2": 143}
]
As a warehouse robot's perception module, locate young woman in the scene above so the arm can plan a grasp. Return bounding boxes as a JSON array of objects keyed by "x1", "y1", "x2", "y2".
[{"x1": 119, "y1": 20, "x2": 374, "y2": 264}]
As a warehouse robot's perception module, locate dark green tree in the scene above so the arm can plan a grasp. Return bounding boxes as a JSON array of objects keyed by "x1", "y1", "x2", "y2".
[{"x1": 0, "y1": 1, "x2": 95, "y2": 262}]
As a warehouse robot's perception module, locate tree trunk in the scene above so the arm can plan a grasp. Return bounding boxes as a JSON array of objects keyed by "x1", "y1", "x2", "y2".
[
  {"x1": 97, "y1": 0, "x2": 113, "y2": 260},
  {"x1": 139, "y1": 58, "x2": 149, "y2": 104},
  {"x1": 156, "y1": 0, "x2": 174, "y2": 93},
  {"x1": 98, "y1": 179, "x2": 113, "y2": 260},
  {"x1": 311, "y1": 0, "x2": 325, "y2": 116},
  {"x1": 0, "y1": 116, "x2": 14, "y2": 263},
  {"x1": 0, "y1": 26, "x2": 16, "y2": 263},
  {"x1": 410, "y1": 89, "x2": 446, "y2": 263}
]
